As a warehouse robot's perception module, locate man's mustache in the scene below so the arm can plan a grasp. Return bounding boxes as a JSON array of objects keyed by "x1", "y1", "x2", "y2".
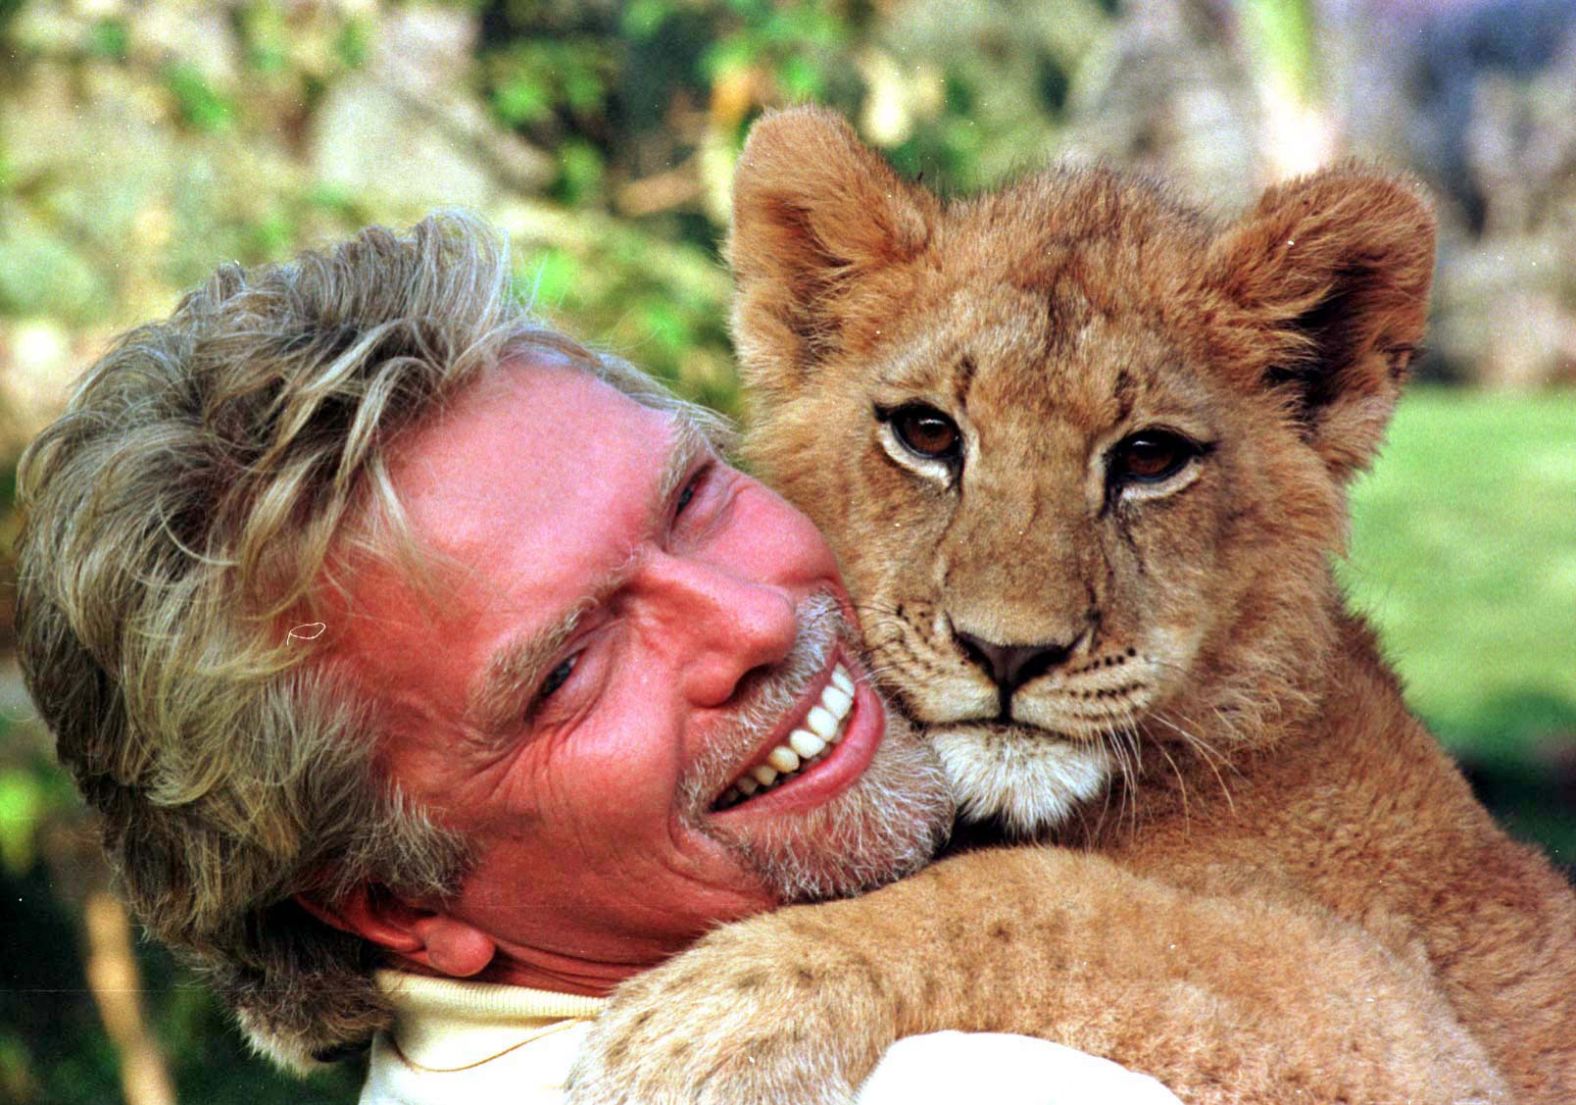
[{"x1": 677, "y1": 590, "x2": 849, "y2": 818}]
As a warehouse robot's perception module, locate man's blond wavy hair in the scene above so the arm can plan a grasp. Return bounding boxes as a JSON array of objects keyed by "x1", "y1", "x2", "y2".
[{"x1": 15, "y1": 212, "x2": 728, "y2": 1070}]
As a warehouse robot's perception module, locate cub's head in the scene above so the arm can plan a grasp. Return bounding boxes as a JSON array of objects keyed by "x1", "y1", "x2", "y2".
[{"x1": 729, "y1": 107, "x2": 1435, "y2": 833}]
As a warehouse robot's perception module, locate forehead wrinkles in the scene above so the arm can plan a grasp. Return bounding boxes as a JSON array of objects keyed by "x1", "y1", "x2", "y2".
[{"x1": 461, "y1": 418, "x2": 709, "y2": 742}]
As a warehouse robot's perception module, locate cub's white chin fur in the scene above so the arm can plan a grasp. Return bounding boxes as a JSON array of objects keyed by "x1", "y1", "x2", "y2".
[{"x1": 930, "y1": 727, "x2": 1112, "y2": 836}]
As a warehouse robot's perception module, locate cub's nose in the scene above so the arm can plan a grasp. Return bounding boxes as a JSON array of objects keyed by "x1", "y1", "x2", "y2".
[{"x1": 953, "y1": 629, "x2": 1075, "y2": 692}]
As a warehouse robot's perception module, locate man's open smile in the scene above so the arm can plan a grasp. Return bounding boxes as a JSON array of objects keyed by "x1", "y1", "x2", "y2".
[{"x1": 710, "y1": 654, "x2": 887, "y2": 814}]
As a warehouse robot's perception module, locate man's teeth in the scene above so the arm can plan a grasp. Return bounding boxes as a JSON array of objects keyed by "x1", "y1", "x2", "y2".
[{"x1": 714, "y1": 665, "x2": 856, "y2": 809}]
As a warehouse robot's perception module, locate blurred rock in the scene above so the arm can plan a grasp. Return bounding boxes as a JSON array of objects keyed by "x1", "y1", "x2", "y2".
[
  {"x1": 128, "y1": 2, "x2": 238, "y2": 82},
  {"x1": 311, "y1": 6, "x2": 552, "y2": 210},
  {"x1": 0, "y1": 320, "x2": 104, "y2": 452},
  {"x1": 1348, "y1": 0, "x2": 1576, "y2": 388},
  {"x1": 1063, "y1": 0, "x2": 1262, "y2": 211}
]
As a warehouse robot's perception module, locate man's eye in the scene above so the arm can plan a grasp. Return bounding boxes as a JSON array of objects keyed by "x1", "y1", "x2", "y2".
[
  {"x1": 538, "y1": 655, "x2": 578, "y2": 701},
  {"x1": 675, "y1": 471, "x2": 702, "y2": 516}
]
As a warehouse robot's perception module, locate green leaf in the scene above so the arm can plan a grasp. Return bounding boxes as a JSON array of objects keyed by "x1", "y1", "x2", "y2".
[
  {"x1": 554, "y1": 141, "x2": 604, "y2": 206},
  {"x1": 0, "y1": 1033, "x2": 36, "y2": 1105},
  {"x1": 775, "y1": 54, "x2": 822, "y2": 99},
  {"x1": 562, "y1": 65, "x2": 606, "y2": 114},
  {"x1": 304, "y1": 182, "x2": 358, "y2": 217},
  {"x1": 0, "y1": 769, "x2": 45, "y2": 875},
  {"x1": 85, "y1": 18, "x2": 129, "y2": 63},
  {"x1": 248, "y1": 210, "x2": 294, "y2": 259},
  {"x1": 1239, "y1": 0, "x2": 1319, "y2": 101},
  {"x1": 240, "y1": 3, "x2": 287, "y2": 74},
  {"x1": 493, "y1": 72, "x2": 552, "y2": 126},
  {"x1": 0, "y1": 226, "x2": 111, "y2": 322},
  {"x1": 520, "y1": 248, "x2": 580, "y2": 311},
  {"x1": 636, "y1": 297, "x2": 691, "y2": 354},
  {"x1": 621, "y1": 0, "x2": 672, "y2": 40},
  {"x1": 701, "y1": 37, "x2": 757, "y2": 80},
  {"x1": 336, "y1": 16, "x2": 372, "y2": 69},
  {"x1": 163, "y1": 64, "x2": 236, "y2": 132}
]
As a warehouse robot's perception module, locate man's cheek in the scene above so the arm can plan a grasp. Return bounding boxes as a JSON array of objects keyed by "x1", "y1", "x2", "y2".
[
  {"x1": 734, "y1": 490, "x2": 841, "y2": 581},
  {"x1": 558, "y1": 710, "x2": 686, "y2": 810}
]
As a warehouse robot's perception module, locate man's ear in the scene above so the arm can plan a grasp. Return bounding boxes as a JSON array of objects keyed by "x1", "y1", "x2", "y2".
[
  {"x1": 1205, "y1": 164, "x2": 1436, "y2": 482},
  {"x1": 294, "y1": 885, "x2": 497, "y2": 979},
  {"x1": 727, "y1": 105, "x2": 936, "y2": 399}
]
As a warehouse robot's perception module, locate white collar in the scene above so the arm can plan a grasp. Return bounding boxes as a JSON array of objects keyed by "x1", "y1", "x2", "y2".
[{"x1": 376, "y1": 970, "x2": 608, "y2": 1070}]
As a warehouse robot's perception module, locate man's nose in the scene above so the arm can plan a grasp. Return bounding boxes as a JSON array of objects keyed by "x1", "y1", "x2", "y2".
[{"x1": 642, "y1": 553, "x2": 799, "y2": 706}]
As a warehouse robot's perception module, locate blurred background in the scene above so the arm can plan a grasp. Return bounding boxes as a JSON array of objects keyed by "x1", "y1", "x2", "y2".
[{"x1": 0, "y1": 0, "x2": 1572, "y2": 1101}]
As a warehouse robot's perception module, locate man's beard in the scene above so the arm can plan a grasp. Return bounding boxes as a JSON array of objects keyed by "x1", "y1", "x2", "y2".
[{"x1": 679, "y1": 592, "x2": 955, "y2": 903}]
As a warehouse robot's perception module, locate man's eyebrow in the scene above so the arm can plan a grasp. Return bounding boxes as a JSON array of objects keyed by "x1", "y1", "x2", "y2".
[
  {"x1": 466, "y1": 603, "x2": 587, "y2": 739},
  {"x1": 651, "y1": 417, "x2": 711, "y2": 525},
  {"x1": 465, "y1": 416, "x2": 713, "y2": 739}
]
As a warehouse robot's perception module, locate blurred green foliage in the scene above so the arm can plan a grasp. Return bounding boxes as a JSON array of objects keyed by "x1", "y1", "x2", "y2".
[
  {"x1": 1341, "y1": 390, "x2": 1576, "y2": 863},
  {"x1": 1344, "y1": 391, "x2": 1576, "y2": 762},
  {"x1": 0, "y1": 1, "x2": 1570, "y2": 1102}
]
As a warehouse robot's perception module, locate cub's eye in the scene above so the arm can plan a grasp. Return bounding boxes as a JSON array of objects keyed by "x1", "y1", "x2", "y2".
[
  {"x1": 890, "y1": 404, "x2": 961, "y2": 461},
  {"x1": 1109, "y1": 430, "x2": 1199, "y2": 485},
  {"x1": 538, "y1": 655, "x2": 578, "y2": 702}
]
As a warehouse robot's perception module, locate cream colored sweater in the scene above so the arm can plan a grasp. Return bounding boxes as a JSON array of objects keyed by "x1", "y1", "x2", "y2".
[{"x1": 359, "y1": 970, "x2": 1180, "y2": 1104}]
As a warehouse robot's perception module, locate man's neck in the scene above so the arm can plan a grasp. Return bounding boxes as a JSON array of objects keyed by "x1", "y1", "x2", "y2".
[{"x1": 388, "y1": 949, "x2": 647, "y2": 998}]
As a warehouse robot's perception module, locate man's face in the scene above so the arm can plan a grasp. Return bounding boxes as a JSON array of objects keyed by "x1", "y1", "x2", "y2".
[{"x1": 336, "y1": 358, "x2": 951, "y2": 990}]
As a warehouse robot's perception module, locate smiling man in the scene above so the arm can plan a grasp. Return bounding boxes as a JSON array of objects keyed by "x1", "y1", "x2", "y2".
[
  {"x1": 17, "y1": 214, "x2": 1178, "y2": 1105},
  {"x1": 15, "y1": 208, "x2": 954, "y2": 1075},
  {"x1": 307, "y1": 358, "x2": 953, "y2": 996}
]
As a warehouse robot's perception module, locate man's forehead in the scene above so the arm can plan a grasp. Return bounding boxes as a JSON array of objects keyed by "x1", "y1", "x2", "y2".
[
  {"x1": 389, "y1": 361, "x2": 668, "y2": 494},
  {"x1": 325, "y1": 358, "x2": 710, "y2": 718}
]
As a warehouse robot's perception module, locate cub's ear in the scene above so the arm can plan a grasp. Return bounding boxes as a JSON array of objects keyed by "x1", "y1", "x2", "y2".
[
  {"x1": 1206, "y1": 165, "x2": 1436, "y2": 482},
  {"x1": 728, "y1": 106, "x2": 934, "y2": 398}
]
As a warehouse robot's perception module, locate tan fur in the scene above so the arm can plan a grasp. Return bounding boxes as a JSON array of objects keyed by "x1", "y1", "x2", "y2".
[{"x1": 568, "y1": 108, "x2": 1576, "y2": 1105}]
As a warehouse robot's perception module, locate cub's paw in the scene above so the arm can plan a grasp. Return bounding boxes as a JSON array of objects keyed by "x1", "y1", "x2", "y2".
[{"x1": 566, "y1": 919, "x2": 891, "y2": 1105}]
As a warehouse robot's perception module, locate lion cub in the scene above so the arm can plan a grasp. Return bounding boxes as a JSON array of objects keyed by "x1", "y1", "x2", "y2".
[{"x1": 570, "y1": 109, "x2": 1575, "y2": 1104}]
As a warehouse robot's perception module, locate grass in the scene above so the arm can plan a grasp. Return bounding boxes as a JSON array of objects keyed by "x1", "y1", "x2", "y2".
[{"x1": 1338, "y1": 387, "x2": 1576, "y2": 863}]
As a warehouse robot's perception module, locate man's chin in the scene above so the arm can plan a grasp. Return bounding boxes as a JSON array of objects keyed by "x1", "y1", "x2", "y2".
[{"x1": 704, "y1": 709, "x2": 955, "y2": 903}]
